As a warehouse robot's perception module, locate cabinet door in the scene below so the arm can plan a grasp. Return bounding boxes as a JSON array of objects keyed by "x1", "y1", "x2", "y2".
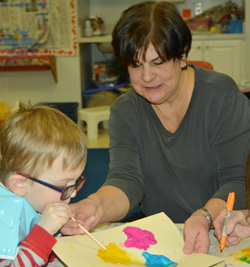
[
  {"x1": 203, "y1": 40, "x2": 242, "y2": 84},
  {"x1": 188, "y1": 40, "x2": 203, "y2": 60}
]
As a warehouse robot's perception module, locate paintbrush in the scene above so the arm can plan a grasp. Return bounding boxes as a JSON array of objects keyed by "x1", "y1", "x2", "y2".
[{"x1": 71, "y1": 216, "x2": 106, "y2": 250}]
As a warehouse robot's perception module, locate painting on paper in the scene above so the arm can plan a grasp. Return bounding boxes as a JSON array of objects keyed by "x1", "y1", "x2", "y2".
[{"x1": 53, "y1": 212, "x2": 224, "y2": 267}]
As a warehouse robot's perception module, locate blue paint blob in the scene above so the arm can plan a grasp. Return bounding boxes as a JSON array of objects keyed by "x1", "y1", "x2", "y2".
[{"x1": 142, "y1": 251, "x2": 178, "y2": 267}]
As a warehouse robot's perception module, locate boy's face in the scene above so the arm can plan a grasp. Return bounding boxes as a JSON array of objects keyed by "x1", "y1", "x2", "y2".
[{"x1": 22, "y1": 153, "x2": 85, "y2": 213}]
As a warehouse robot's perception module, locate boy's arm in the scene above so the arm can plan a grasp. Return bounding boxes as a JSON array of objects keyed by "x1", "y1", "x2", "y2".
[{"x1": 0, "y1": 224, "x2": 57, "y2": 267}]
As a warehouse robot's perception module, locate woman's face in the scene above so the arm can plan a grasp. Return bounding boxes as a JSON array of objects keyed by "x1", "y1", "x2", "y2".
[{"x1": 128, "y1": 43, "x2": 186, "y2": 105}]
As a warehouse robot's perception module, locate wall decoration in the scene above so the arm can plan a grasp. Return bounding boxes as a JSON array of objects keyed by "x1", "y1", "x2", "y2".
[{"x1": 0, "y1": 0, "x2": 77, "y2": 56}]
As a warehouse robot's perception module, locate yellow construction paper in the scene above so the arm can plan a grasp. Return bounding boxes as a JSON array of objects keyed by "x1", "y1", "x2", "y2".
[{"x1": 53, "y1": 212, "x2": 224, "y2": 267}]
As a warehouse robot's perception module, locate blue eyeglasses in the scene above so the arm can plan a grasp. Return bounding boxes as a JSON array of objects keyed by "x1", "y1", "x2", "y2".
[{"x1": 19, "y1": 173, "x2": 87, "y2": 200}]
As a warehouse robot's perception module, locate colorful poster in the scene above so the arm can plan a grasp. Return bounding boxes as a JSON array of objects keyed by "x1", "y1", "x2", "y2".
[{"x1": 0, "y1": 0, "x2": 77, "y2": 55}]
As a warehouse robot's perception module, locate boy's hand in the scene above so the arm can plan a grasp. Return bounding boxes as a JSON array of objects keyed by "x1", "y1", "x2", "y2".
[{"x1": 37, "y1": 203, "x2": 72, "y2": 235}]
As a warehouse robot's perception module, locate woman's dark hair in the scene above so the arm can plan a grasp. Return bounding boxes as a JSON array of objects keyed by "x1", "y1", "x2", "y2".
[{"x1": 112, "y1": 1, "x2": 192, "y2": 67}]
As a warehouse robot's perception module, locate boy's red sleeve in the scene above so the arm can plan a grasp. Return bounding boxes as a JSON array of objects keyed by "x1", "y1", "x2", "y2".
[{"x1": 0, "y1": 224, "x2": 57, "y2": 267}]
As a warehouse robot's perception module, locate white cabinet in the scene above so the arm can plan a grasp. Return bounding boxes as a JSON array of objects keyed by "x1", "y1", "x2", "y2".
[
  {"x1": 188, "y1": 40, "x2": 203, "y2": 60},
  {"x1": 188, "y1": 39, "x2": 243, "y2": 84}
]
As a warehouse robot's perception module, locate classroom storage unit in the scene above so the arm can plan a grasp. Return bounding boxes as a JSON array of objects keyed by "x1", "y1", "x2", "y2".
[{"x1": 41, "y1": 102, "x2": 79, "y2": 123}]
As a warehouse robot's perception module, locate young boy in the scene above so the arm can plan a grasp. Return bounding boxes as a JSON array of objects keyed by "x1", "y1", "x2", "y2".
[{"x1": 0, "y1": 103, "x2": 87, "y2": 266}]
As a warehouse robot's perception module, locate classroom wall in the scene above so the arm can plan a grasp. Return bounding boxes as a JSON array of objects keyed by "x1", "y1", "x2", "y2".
[
  {"x1": 0, "y1": 56, "x2": 82, "y2": 109},
  {"x1": 0, "y1": 0, "x2": 249, "y2": 111},
  {"x1": 176, "y1": 0, "x2": 243, "y2": 15},
  {"x1": 243, "y1": 0, "x2": 250, "y2": 86},
  {"x1": 88, "y1": 0, "x2": 249, "y2": 87},
  {"x1": 89, "y1": 0, "x2": 243, "y2": 34},
  {"x1": 0, "y1": 0, "x2": 88, "y2": 110}
]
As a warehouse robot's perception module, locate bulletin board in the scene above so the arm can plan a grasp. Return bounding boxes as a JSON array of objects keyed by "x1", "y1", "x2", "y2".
[{"x1": 0, "y1": 0, "x2": 78, "y2": 56}]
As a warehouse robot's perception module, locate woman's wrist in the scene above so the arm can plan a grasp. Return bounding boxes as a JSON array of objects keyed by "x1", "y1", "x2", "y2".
[{"x1": 193, "y1": 208, "x2": 213, "y2": 229}]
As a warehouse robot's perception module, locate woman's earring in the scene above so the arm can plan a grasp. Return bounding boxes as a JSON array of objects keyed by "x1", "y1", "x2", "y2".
[{"x1": 182, "y1": 62, "x2": 187, "y2": 70}]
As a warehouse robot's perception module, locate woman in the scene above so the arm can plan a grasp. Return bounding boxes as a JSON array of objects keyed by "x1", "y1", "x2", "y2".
[{"x1": 62, "y1": 1, "x2": 250, "y2": 254}]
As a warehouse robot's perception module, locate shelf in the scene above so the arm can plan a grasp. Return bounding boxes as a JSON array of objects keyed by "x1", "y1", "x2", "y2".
[
  {"x1": 0, "y1": 55, "x2": 57, "y2": 83},
  {"x1": 192, "y1": 33, "x2": 245, "y2": 40},
  {"x1": 78, "y1": 34, "x2": 112, "y2": 44},
  {"x1": 78, "y1": 33, "x2": 245, "y2": 45}
]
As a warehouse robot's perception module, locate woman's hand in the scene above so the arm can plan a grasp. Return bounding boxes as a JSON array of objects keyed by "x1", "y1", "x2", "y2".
[
  {"x1": 61, "y1": 197, "x2": 102, "y2": 236},
  {"x1": 37, "y1": 203, "x2": 72, "y2": 235},
  {"x1": 183, "y1": 212, "x2": 211, "y2": 254},
  {"x1": 61, "y1": 186, "x2": 130, "y2": 236},
  {"x1": 214, "y1": 209, "x2": 250, "y2": 247}
]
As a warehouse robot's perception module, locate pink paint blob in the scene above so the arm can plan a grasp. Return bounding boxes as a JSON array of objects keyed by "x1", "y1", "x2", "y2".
[{"x1": 123, "y1": 226, "x2": 157, "y2": 250}]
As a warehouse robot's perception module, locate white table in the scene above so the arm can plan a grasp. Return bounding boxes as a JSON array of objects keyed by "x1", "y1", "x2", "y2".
[{"x1": 175, "y1": 224, "x2": 250, "y2": 267}]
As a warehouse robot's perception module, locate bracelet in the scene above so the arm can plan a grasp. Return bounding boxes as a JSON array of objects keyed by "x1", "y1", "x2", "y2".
[{"x1": 193, "y1": 208, "x2": 213, "y2": 229}]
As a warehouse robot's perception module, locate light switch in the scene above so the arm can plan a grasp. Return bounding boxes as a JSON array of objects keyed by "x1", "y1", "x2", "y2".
[{"x1": 194, "y1": 1, "x2": 203, "y2": 16}]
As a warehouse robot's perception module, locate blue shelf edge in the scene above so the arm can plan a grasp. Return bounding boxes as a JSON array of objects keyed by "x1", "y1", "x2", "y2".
[{"x1": 82, "y1": 81, "x2": 129, "y2": 94}]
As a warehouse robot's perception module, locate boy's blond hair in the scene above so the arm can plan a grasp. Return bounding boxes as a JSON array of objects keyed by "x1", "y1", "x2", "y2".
[{"x1": 0, "y1": 103, "x2": 87, "y2": 182}]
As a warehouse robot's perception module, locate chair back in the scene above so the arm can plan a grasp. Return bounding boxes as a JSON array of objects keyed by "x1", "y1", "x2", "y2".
[{"x1": 187, "y1": 60, "x2": 214, "y2": 70}]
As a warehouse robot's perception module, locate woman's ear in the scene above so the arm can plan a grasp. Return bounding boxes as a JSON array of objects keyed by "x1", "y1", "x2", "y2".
[
  {"x1": 181, "y1": 54, "x2": 187, "y2": 68},
  {"x1": 182, "y1": 53, "x2": 187, "y2": 60},
  {"x1": 8, "y1": 174, "x2": 27, "y2": 196}
]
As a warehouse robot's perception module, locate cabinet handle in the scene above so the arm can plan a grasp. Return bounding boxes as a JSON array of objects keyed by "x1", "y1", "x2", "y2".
[{"x1": 205, "y1": 46, "x2": 209, "y2": 49}]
